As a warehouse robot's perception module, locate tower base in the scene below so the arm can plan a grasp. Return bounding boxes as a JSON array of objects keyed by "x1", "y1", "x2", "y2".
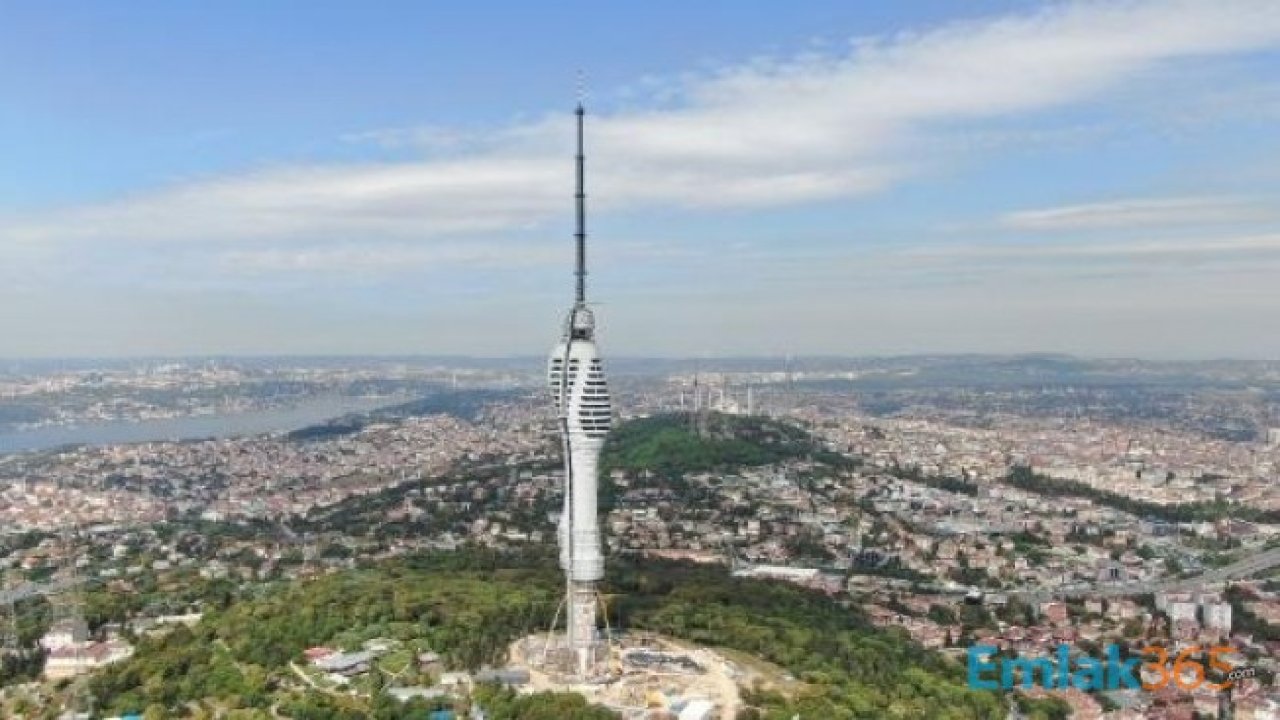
[
  {"x1": 536, "y1": 583, "x2": 613, "y2": 683},
  {"x1": 530, "y1": 634, "x2": 610, "y2": 683},
  {"x1": 512, "y1": 631, "x2": 746, "y2": 717},
  {"x1": 567, "y1": 581, "x2": 599, "y2": 677}
]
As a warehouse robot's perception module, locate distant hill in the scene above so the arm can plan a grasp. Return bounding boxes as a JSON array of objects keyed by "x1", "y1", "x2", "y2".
[{"x1": 288, "y1": 388, "x2": 523, "y2": 441}]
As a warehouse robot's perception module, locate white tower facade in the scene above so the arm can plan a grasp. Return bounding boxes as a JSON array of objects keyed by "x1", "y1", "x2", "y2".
[{"x1": 547, "y1": 103, "x2": 611, "y2": 679}]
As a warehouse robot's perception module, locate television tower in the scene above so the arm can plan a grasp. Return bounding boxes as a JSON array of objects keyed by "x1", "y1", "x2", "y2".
[{"x1": 547, "y1": 101, "x2": 612, "y2": 679}]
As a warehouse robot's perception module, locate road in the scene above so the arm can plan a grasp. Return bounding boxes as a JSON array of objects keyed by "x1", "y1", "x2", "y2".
[{"x1": 1009, "y1": 546, "x2": 1280, "y2": 602}]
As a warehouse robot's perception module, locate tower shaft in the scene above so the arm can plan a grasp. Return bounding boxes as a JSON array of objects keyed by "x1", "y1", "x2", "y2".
[{"x1": 547, "y1": 101, "x2": 612, "y2": 680}]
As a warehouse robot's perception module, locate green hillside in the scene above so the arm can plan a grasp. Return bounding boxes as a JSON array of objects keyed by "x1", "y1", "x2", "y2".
[
  {"x1": 87, "y1": 550, "x2": 1002, "y2": 720},
  {"x1": 601, "y1": 412, "x2": 839, "y2": 478}
]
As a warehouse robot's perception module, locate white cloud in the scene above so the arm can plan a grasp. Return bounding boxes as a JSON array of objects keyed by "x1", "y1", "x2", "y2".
[
  {"x1": 341, "y1": 126, "x2": 482, "y2": 153},
  {"x1": 3, "y1": 0, "x2": 1279, "y2": 270},
  {"x1": 1000, "y1": 196, "x2": 1275, "y2": 231},
  {"x1": 900, "y1": 231, "x2": 1280, "y2": 270},
  {"x1": 8, "y1": 156, "x2": 565, "y2": 247},
  {"x1": 219, "y1": 242, "x2": 563, "y2": 275}
]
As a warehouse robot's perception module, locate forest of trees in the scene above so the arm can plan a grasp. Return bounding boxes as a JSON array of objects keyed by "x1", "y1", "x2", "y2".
[
  {"x1": 888, "y1": 464, "x2": 980, "y2": 496},
  {"x1": 1225, "y1": 586, "x2": 1280, "y2": 642},
  {"x1": 600, "y1": 412, "x2": 820, "y2": 480},
  {"x1": 88, "y1": 549, "x2": 1009, "y2": 719},
  {"x1": 608, "y1": 557, "x2": 1004, "y2": 719},
  {"x1": 471, "y1": 684, "x2": 619, "y2": 720},
  {"x1": 0, "y1": 650, "x2": 45, "y2": 688}
]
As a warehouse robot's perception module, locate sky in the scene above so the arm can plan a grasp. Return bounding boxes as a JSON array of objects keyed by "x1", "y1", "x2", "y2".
[{"x1": 2, "y1": 0, "x2": 1280, "y2": 359}]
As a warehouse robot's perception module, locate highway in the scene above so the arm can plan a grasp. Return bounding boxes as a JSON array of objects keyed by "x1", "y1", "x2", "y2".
[{"x1": 1009, "y1": 546, "x2": 1280, "y2": 603}]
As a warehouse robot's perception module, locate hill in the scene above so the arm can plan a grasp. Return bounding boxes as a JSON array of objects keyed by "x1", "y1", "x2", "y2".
[
  {"x1": 87, "y1": 550, "x2": 1004, "y2": 720},
  {"x1": 600, "y1": 411, "x2": 843, "y2": 478},
  {"x1": 288, "y1": 388, "x2": 521, "y2": 441}
]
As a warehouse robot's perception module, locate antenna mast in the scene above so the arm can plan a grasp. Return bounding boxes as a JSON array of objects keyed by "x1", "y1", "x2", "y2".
[{"x1": 574, "y1": 103, "x2": 587, "y2": 304}]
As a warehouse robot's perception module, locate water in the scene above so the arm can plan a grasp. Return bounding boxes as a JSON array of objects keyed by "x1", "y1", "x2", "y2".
[{"x1": 0, "y1": 395, "x2": 394, "y2": 455}]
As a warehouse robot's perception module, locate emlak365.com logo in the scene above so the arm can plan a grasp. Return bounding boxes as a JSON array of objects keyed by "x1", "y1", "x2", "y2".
[{"x1": 967, "y1": 644, "x2": 1256, "y2": 692}]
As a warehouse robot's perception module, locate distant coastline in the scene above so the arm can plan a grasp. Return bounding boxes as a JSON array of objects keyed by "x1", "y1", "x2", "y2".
[{"x1": 0, "y1": 395, "x2": 397, "y2": 456}]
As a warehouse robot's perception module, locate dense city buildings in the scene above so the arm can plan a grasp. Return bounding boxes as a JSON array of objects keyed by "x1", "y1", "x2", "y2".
[{"x1": 2, "y1": 355, "x2": 1278, "y2": 718}]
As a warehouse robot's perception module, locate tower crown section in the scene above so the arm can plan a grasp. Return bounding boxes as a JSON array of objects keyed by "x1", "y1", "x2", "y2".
[{"x1": 566, "y1": 304, "x2": 595, "y2": 340}]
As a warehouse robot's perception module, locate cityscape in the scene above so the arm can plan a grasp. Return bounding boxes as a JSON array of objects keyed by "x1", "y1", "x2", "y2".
[
  {"x1": 4, "y1": 1, "x2": 1280, "y2": 720},
  {"x1": 2, "y1": 353, "x2": 1278, "y2": 718}
]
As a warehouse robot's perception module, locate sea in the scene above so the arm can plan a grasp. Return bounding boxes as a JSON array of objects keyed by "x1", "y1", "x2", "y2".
[{"x1": 0, "y1": 395, "x2": 393, "y2": 456}]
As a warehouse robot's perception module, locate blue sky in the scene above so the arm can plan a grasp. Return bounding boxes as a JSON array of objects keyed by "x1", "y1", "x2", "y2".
[{"x1": 2, "y1": 0, "x2": 1279, "y2": 358}]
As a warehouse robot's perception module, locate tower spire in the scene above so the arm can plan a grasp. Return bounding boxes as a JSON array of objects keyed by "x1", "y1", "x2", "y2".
[{"x1": 574, "y1": 102, "x2": 587, "y2": 304}]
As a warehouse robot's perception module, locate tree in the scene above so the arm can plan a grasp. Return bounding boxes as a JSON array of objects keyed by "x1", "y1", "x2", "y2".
[
  {"x1": 92, "y1": 550, "x2": 1004, "y2": 719},
  {"x1": 928, "y1": 604, "x2": 958, "y2": 625}
]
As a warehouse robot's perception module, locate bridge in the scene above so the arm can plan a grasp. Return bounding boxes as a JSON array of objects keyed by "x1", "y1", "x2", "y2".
[{"x1": 1009, "y1": 546, "x2": 1280, "y2": 603}]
